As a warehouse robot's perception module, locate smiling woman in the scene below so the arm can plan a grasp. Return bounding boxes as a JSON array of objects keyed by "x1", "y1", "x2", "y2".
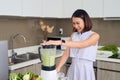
[{"x1": 40, "y1": 9, "x2": 100, "y2": 80}]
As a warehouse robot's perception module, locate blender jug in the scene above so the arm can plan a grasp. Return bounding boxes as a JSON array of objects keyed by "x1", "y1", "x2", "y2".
[
  {"x1": 38, "y1": 45, "x2": 56, "y2": 70},
  {"x1": 38, "y1": 45, "x2": 58, "y2": 80}
]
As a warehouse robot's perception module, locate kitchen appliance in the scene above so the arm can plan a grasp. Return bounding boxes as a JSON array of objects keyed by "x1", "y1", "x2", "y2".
[
  {"x1": 38, "y1": 45, "x2": 57, "y2": 80},
  {"x1": 47, "y1": 36, "x2": 69, "y2": 50},
  {"x1": 0, "y1": 40, "x2": 8, "y2": 80}
]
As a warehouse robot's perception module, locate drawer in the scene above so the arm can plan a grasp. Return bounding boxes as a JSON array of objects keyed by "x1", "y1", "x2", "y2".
[{"x1": 97, "y1": 60, "x2": 120, "y2": 71}]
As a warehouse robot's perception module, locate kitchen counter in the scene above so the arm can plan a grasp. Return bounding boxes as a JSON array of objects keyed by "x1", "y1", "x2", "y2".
[
  {"x1": 8, "y1": 45, "x2": 64, "y2": 70},
  {"x1": 8, "y1": 45, "x2": 120, "y2": 70},
  {"x1": 96, "y1": 50, "x2": 120, "y2": 63}
]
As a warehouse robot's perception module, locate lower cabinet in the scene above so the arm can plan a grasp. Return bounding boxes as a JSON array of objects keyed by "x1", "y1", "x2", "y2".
[
  {"x1": 97, "y1": 68, "x2": 120, "y2": 80},
  {"x1": 10, "y1": 57, "x2": 67, "y2": 75},
  {"x1": 10, "y1": 63, "x2": 41, "y2": 75},
  {"x1": 11, "y1": 58, "x2": 120, "y2": 80},
  {"x1": 97, "y1": 60, "x2": 120, "y2": 80},
  {"x1": 35, "y1": 63, "x2": 41, "y2": 75}
]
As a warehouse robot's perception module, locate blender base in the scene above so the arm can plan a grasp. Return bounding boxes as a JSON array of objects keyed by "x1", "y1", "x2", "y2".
[{"x1": 41, "y1": 70, "x2": 58, "y2": 80}]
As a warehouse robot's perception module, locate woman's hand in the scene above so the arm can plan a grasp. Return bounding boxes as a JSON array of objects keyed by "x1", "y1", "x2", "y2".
[
  {"x1": 40, "y1": 40, "x2": 51, "y2": 45},
  {"x1": 40, "y1": 40, "x2": 62, "y2": 46},
  {"x1": 56, "y1": 67, "x2": 61, "y2": 73}
]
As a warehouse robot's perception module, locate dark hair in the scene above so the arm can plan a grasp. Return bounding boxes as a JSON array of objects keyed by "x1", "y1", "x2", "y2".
[{"x1": 72, "y1": 9, "x2": 92, "y2": 32}]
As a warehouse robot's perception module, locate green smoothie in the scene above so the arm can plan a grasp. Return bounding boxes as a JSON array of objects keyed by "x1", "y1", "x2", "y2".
[{"x1": 41, "y1": 49, "x2": 56, "y2": 66}]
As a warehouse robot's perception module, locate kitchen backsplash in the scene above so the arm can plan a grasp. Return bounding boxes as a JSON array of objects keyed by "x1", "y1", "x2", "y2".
[{"x1": 0, "y1": 17, "x2": 120, "y2": 49}]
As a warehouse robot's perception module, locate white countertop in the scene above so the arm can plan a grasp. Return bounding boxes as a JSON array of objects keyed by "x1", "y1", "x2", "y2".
[
  {"x1": 96, "y1": 51, "x2": 120, "y2": 63},
  {"x1": 8, "y1": 45, "x2": 120, "y2": 70}
]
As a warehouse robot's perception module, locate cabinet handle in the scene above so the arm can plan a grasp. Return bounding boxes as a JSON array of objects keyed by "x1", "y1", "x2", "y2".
[{"x1": 99, "y1": 68, "x2": 120, "y2": 72}]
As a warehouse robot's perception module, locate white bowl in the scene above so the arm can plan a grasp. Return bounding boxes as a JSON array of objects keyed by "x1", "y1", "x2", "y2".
[{"x1": 97, "y1": 50, "x2": 113, "y2": 58}]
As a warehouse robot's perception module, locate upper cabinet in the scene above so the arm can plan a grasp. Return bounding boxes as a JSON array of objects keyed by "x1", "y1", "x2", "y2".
[
  {"x1": 22, "y1": 0, "x2": 42, "y2": 17},
  {"x1": 0, "y1": 0, "x2": 22, "y2": 16},
  {"x1": 63, "y1": 0, "x2": 82, "y2": 18},
  {"x1": 103, "y1": 0, "x2": 120, "y2": 17},
  {"x1": 82, "y1": 0, "x2": 103, "y2": 18},
  {"x1": 0, "y1": 0, "x2": 63, "y2": 18},
  {"x1": 63, "y1": 0, "x2": 103, "y2": 18},
  {"x1": 41, "y1": 0, "x2": 63, "y2": 18},
  {"x1": 0, "y1": 0, "x2": 120, "y2": 18}
]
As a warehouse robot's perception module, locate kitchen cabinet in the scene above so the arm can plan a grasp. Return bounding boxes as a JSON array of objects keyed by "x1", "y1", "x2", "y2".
[
  {"x1": 22, "y1": 0, "x2": 63, "y2": 18},
  {"x1": 10, "y1": 57, "x2": 67, "y2": 75},
  {"x1": 103, "y1": 0, "x2": 120, "y2": 17},
  {"x1": 0, "y1": 0, "x2": 22, "y2": 16},
  {"x1": 63, "y1": 0, "x2": 103, "y2": 18},
  {"x1": 35, "y1": 63, "x2": 41, "y2": 75},
  {"x1": 0, "y1": 0, "x2": 42, "y2": 17},
  {"x1": 63, "y1": 0, "x2": 82, "y2": 18},
  {"x1": 22, "y1": 0, "x2": 42, "y2": 17},
  {"x1": 82, "y1": 0, "x2": 103, "y2": 18},
  {"x1": 10, "y1": 63, "x2": 41, "y2": 75},
  {"x1": 41, "y1": 0, "x2": 63, "y2": 18},
  {"x1": 10, "y1": 64, "x2": 36, "y2": 74},
  {"x1": 97, "y1": 69, "x2": 120, "y2": 80},
  {"x1": 1, "y1": 0, "x2": 120, "y2": 18},
  {"x1": 97, "y1": 60, "x2": 120, "y2": 80}
]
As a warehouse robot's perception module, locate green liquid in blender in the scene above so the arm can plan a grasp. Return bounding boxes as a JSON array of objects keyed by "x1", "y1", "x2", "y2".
[{"x1": 41, "y1": 50, "x2": 55, "y2": 67}]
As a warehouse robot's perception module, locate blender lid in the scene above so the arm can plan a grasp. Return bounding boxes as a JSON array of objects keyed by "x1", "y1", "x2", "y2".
[{"x1": 42, "y1": 45, "x2": 55, "y2": 49}]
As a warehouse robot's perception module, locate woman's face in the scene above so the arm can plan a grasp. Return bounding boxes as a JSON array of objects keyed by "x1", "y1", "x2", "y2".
[{"x1": 72, "y1": 17, "x2": 85, "y2": 33}]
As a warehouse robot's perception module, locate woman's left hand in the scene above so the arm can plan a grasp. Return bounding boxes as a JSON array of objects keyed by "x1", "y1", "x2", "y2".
[
  {"x1": 40, "y1": 40, "x2": 51, "y2": 45},
  {"x1": 40, "y1": 40, "x2": 62, "y2": 46}
]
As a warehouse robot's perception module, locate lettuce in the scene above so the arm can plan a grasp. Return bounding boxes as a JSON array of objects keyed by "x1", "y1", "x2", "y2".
[
  {"x1": 9, "y1": 72, "x2": 39, "y2": 80},
  {"x1": 9, "y1": 73, "x2": 22, "y2": 80},
  {"x1": 98, "y1": 45, "x2": 119, "y2": 54}
]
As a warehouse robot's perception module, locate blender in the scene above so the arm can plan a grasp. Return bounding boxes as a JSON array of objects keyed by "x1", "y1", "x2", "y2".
[{"x1": 38, "y1": 45, "x2": 57, "y2": 80}]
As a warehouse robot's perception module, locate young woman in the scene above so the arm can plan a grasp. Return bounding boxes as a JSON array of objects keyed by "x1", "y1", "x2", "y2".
[{"x1": 41, "y1": 9, "x2": 100, "y2": 80}]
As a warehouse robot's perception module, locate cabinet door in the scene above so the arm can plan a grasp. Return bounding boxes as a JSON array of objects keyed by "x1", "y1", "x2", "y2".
[
  {"x1": 97, "y1": 61, "x2": 120, "y2": 80},
  {"x1": 35, "y1": 63, "x2": 41, "y2": 75},
  {"x1": 22, "y1": 0, "x2": 42, "y2": 17},
  {"x1": 10, "y1": 64, "x2": 36, "y2": 74},
  {"x1": 0, "y1": 0, "x2": 22, "y2": 16},
  {"x1": 104, "y1": 0, "x2": 120, "y2": 17},
  {"x1": 97, "y1": 61, "x2": 120, "y2": 71},
  {"x1": 97, "y1": 69, "x2": 120, "y2": 80},
  {"x1": 82, "y1": 0, "x2": 103, "y2": 18},
  {"x1": 42, "y1": 0, "x2": 63, "y2": 18},
  {"x1": 63, "y1": 0, "x2": 82, "y2": 18}
]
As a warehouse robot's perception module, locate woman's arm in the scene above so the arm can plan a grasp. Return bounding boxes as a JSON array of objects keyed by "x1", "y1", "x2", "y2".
[
  {"x1": 62, "y1": 32, "x2": 100, "y2": 48},
  {"x1": 56, "y1": 47, "x2": 70, "y2": 72},
  {"x1": 41, "y1": 32, "x2": 100, "y2": 48},
  {"x1": 56, "y1": 37, "x2": 72, "y2": 73}
]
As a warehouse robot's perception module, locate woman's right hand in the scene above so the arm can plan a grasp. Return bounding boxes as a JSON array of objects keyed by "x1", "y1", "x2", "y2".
[
  {"x1": 56, "y1": 67, "x2": 61, "y2": 73},
  {"x1": 40, "y1": 40, "x2": 51, "y2": 45},
  {"x1": 40, "y1": 40, "x2": 62, "y2": 46}
]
